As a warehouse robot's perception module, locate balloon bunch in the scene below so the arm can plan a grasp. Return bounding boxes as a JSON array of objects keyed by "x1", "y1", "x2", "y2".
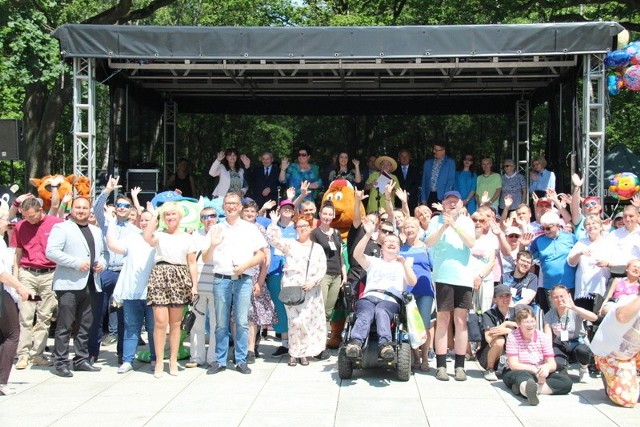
[
  {"x1": 605, "y1": 41, "x2": 640, "y2": 95},
  {"x1": 608, "y1": 172, "x2": 640, "y2": 200}
]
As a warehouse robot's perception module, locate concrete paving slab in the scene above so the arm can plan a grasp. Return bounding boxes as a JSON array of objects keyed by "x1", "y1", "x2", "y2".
[{"x1": 0, "y1": 337, "x2": 638, "y2": 427}]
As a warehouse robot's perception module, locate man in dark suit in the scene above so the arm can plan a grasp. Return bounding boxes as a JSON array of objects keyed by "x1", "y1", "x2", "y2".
[
  {"x1": 46, "y1": 197, "x2": 106, "y2": 378},
  {"x1": 396, "y1": 149, "x2": 422, "y2": 212},
  {"x1": 246, "y1": 151, "x2": 281, "y2": 208}
]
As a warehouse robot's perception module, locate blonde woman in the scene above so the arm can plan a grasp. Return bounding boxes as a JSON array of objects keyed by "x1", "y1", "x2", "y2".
[{"x1": 143, "y1": 202, "x2": 198, "y2": 378}]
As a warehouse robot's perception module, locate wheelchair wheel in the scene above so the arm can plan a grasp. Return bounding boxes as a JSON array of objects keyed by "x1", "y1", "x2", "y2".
[
  {"x1": 338, "y1": 346, "x2": 353, "y2": 379},
  {"x1": 396, "y1": 342, "x2": 411, "y2": 382}
]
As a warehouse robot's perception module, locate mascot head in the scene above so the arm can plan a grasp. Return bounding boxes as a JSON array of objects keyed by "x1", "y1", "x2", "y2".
[
  {"x1": 29, "y1": 174, "x2": 91, "y2": 211},
  {"x1": 321, "y1": 179, "x2": 365, "y2": 240}
]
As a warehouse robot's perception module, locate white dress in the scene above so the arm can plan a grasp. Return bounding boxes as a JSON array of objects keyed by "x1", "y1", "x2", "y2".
[{"x1": 267, "y1": 225, "x2": 327, "y2": 357}]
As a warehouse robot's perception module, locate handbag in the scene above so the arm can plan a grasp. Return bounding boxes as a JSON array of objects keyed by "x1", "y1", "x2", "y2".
[
  {"x1": 405, "y1": 295, "x2": 427, "y2": 349},
  {"x1": 278, "y1": 286, "x2": 306, "y2": 306},
  {"x1": 278, "y1": 244, "x2": 314, "y2": 306},
  {"x1": 180, "y1": 295, "x2": 203, "y2": 335},
  {"x1": 467, "y1": 291, "x2": 484, "y2": 343}
]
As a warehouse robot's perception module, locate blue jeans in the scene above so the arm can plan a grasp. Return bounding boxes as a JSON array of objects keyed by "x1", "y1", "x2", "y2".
[
  {"x1": 213, "y1": 275, "x2": 252, "y2": 366},
  {"x1": 350, "y1": 296, "x2": 400, "y2": 347},
  {"x1": 122, "y1": 300, "x2": 155, "y2": 363}
]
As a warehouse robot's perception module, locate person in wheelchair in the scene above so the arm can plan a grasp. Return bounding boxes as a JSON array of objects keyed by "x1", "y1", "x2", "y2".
[{"x1": 345, "y1": 220, "x2": 417, "y2": 360}]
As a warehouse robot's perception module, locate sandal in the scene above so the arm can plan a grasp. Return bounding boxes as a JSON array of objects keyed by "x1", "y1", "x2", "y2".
[
  {"x1": 299, "y1": 357, "x2": 309, "y2": 366},
  {"x1": 287, "y1": 357, "x2": 298, "y2": 367}
]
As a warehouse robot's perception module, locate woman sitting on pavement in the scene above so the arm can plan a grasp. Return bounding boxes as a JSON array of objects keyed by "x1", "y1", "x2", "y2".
[
  {"x1": 267, "y1": 213, "x2": 327, "y2": 366},
  {"x1": 503, "y1": 306, "x2": 572, "y2": 406},
  {"x1": 543, "y1": 285, "x2": 597, "y2": 382}
]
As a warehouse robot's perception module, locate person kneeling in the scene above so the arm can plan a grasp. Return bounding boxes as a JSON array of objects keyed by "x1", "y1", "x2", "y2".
[
  {"x1": 476, "y1": 285, "x2": 518, "y2": 381},
  {"x1": 345, "y1": 220, "x2": 417, "y2": 360},
  {"x1": 503, "y1": 306, "x2": 572, "y2": 405}
]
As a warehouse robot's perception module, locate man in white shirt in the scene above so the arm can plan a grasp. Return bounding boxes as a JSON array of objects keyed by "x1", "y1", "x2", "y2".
[{"x1": 203, "y1": 192, "x2": 267, "y2": 375}]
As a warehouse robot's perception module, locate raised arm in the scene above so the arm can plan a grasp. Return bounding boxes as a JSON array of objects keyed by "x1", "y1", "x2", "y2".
[
  {"x1": 353, "y1": 220, "x2": 374, "y2": 269},
  {"x1": 208, "y1": 151, "x2": 225, "y2": 177},
  {"x1": 352, "y1": 189, "x2": 366, "y2": 229},
  {"x1": 142, "y1": 203, "x2": 159, "y2": 248}
]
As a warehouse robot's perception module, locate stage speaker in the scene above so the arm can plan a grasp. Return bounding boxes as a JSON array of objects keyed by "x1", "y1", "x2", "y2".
[
  {"x1": 0, "y1": 119, "x2": 23, "y2": 161},
  {"x1": 126, "y1": 169, "x2": 159, "y2": 193}
]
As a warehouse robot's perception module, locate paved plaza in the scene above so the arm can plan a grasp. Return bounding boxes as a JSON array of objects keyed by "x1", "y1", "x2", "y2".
[{"x1": 1, "y1": 337, "x2": 639, "y2": 427}]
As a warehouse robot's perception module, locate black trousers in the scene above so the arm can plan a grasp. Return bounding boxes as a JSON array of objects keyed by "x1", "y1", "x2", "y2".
[
  {"x1": 0, "y1": 292, "x2": 20, "y2": 384},
  {"x1": 503, "y1": 369, "x2": 572, "y2": 395},
  {"x1": 53, "y1": 283, "x2": 96, "y2": 368}
]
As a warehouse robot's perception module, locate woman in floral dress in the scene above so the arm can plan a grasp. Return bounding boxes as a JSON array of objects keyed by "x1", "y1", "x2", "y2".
[
  {"x1": 241, "y1": 200, "x2": 277, "y2": 362},
  {"x1": 267, "y1": 212, "x2": 327, "y2": 366}
]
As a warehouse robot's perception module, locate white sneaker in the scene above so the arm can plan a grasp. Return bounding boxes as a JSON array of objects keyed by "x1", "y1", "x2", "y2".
[
  {"x1": 483, "y1": 369, "x2": 498, "y2": 381},
  {"x1": 117, "y1": 362, "x2": 133, "y2": 374},
  {"x1": 0, "y1": 384, "x2": 16, "y2": 396},
  {"x1": 578, "y1": 367, "x2": 588, "y2": 383}
]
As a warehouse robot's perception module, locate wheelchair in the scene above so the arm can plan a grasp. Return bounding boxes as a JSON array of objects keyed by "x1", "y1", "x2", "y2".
[{"x1": 337, "y1": 282, "x2": 412, "y2": 382}]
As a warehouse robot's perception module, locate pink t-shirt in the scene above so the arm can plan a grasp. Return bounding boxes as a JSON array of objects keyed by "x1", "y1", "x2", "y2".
[
  {"x1": 506, "y1": 328, "x2": 553, "y2": 368},
  {"x1": 612, "y1": 278, "x2": 640, "y2": 300}
]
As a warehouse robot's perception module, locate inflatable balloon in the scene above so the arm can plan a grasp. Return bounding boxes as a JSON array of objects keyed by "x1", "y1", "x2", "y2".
[
  {"x1": 607, "y1": 72, "x2": 624, "y2": 95},
  {"x1": 151, "y1": 190, "x2": 197, "y2": 207},
  {"x1": 604, "y1": 49, "x2": 631, "y2": 69},
  {"x1": 626, "y1": 41, "x2": 640, "y2": 65},
  {"x1": 623, "y1": 65, "x2": 640, "y2": 91},
  {"x1": 609, "y1": 172, "x2": 640, "y2": 200}
]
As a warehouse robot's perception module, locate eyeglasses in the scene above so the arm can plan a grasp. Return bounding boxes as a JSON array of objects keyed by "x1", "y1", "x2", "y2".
[
  {"x1": 297, "y1": 152, "x2": 309, "y2": 157},
  {"x1": 507, "y1": 234, "x2": 520, "y2": 238},
  {"x1": 380, "y1": 229, "x2": 395, "y2": 235},
  {"x1": 200, "y1": 214, "x2": 217, "y2": 220},
  {"x1": 542, "y1": 225, "x2": 556, "y2": 231},
  {"x1": 115, "y1": 203, "x2": 131, "y2": 209},
  {"x1": 295, "y1": 224, "x2": 310, "y2": 229},
  {"x1": 583, "y1": 200, "x2": 599, "y2": 208},
  {"x1": 471, "y1": 218, "x2": 486, "y2": 223},
  {"x1": 518, "y1": 258, "x2": 532, "y2": 265}
]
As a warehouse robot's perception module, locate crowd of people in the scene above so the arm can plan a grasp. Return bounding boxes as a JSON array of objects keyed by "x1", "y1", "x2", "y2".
[{"x1": 0, "y1": 144, "x2": 639, "y2": 410}]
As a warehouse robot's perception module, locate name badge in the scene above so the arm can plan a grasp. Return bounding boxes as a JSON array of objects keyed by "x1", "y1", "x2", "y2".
[
  {"x1": 328, "y1": 240, "x2": 337, "y2": 251},
  {"x1": 560, "y1": 330, "x2": 569, "y2": 342}
]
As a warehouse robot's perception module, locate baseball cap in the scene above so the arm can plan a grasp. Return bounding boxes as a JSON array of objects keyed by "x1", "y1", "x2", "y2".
[
  {"x1": 494, "y1": 284, "x2": 512, "y2": 297},
  {"x1": 279, "y1": 200, "x2": 295, "y2": 209},
  {"x1": 443, "y1": 191, "x2": 461, "y2": 200},
  {"x1": 505, "y1": 226, "x2": 522, "y2": 236}
]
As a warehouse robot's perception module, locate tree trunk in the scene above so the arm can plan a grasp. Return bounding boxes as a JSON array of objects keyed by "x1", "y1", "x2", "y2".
[{"x1": 23, "y1": 75, "x2": 72, "y2": 180}]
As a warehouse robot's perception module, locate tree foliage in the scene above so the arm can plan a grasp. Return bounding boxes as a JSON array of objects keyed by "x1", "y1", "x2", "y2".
[{"x1": 0, "y1": 0, "x2": 639, "y2": 195}]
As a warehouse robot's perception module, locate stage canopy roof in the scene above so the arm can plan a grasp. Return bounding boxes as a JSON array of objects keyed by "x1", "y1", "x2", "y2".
[{"x1": 53, "y1": 22, "x2": 624, "y2": 115}]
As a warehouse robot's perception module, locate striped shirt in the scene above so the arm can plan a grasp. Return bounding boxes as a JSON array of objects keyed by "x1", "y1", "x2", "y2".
[{"x1": 505, "y1": 328, "x2": 553, "y2": 368}]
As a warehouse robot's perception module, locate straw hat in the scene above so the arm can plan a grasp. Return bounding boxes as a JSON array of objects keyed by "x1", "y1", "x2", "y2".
[{"x1": 374, "y1": 156, "x2": 398, "y2": 173}]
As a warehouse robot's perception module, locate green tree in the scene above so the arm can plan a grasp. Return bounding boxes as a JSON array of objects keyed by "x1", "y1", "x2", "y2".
[{"x1": 0, "y1": 0, "x2": 180, "y2": 179}]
